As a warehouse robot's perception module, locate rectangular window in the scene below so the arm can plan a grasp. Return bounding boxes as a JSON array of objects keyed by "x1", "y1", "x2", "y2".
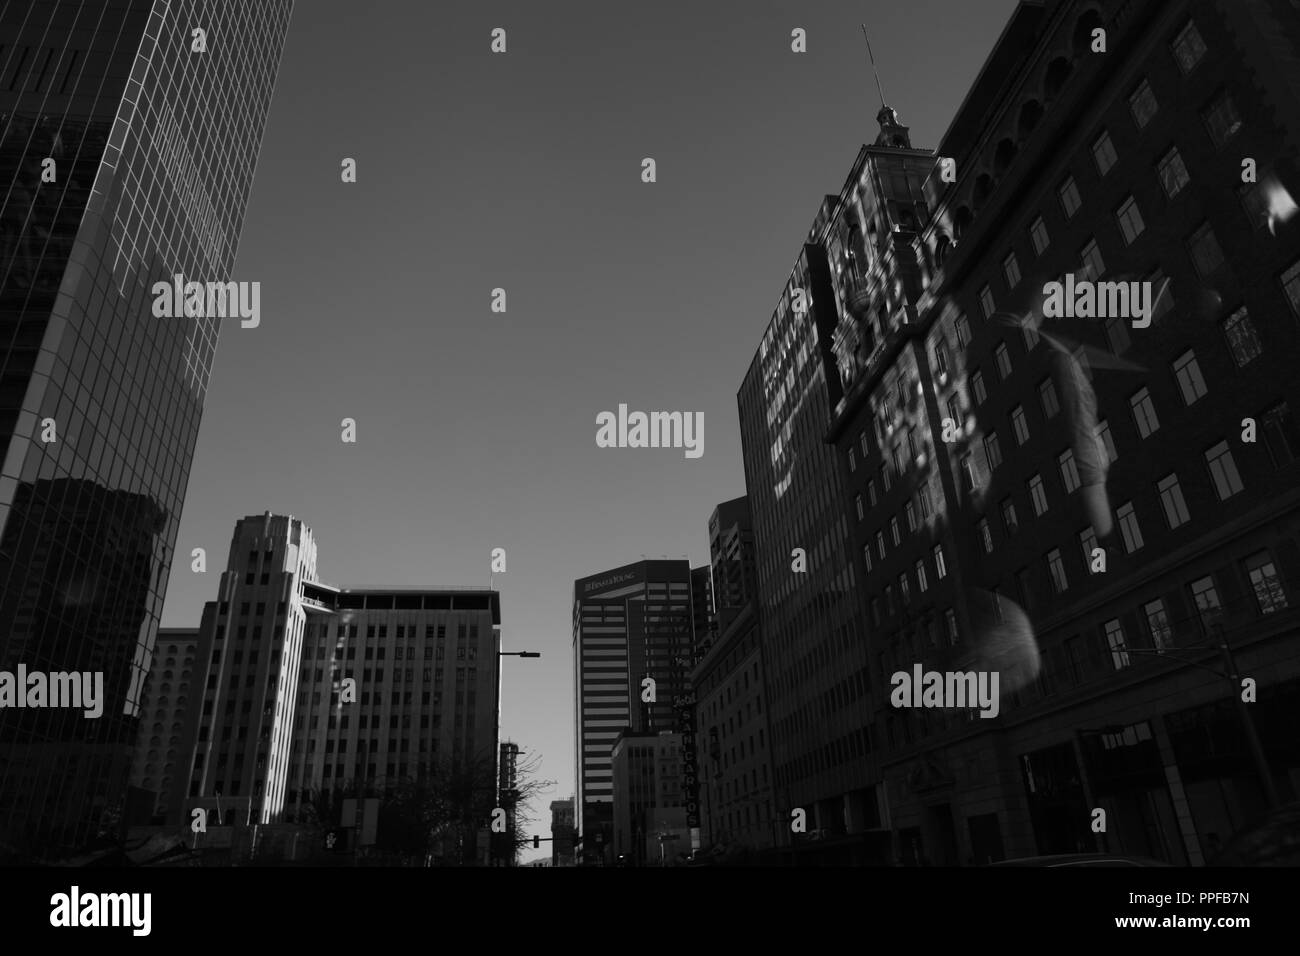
[
  {"x1": 945, "y1": 609, "x2": 958, "y2": 645},
  {"x1": 1104, "y1": 619, "x2": 1130, "y2": 670},
  {"x1": 1157, "y1": 147, "x2": 1190, "y2": 199},
  {"x1": 971, "y1": 369, "x2": 987, "y2": 406},
  {"x1": 860, "y1": 430, "x2": 870, "y2": 456},
  {"x1": 1079, "y1": 526, "x2": 1098, "y2": 570},
  {"x1": 1104, "y1": 317, "x2": 1131, "y2": 355},
  {"x1": 1039, "y1": 378, "x2": 1060, "y2": 419},
  {"x1": 961, "y1": 453, "x2": 979, "y2": 492},
  {"x1": 1189, "y1": 575, "x2": 1223, "y2": 631},
  {"x1": 898, "y1": 572, "x2": 911, "y2": 605},
  {"x1": 946, "y1": 394, "x2": 962, "y2": 427},
  {"x1": 905, "y1": 500, "x2": 918, "y2": 532},
  {"x1": 881, "y1": 463, "x2": 892, "y2": 493},
  {"x1": 955, "y1": 314, "x2": 971, "y2": 349},
  {"x1": 1029, "y1": 474, "x2": 1049, "y2": 516},
  {"x1": 1157, "y1": 473, "x2": 1191, "y2": 529},
  {"x1": 1283, "y1": 260, "x2": 1300, "y2": 318},
  {"x1": 891, "y1": 516, "x2": 901, "y2": 547},
  {"x1": 995, "y1": 343, "x2": 1013, "y2": 379},
  {"x1": 862, "y1": 545, "x2": 873, "y2": 574},
  {"x1": 1116, "y1": 196, "x2": 1145, "y2": 244},
  {"x1": 933, "y1": 544, "x2": 947, "y2": 580},
  {"x1": 1173, "y1": 349, "x2": 1208, "y2": 405},
  {"x1": 1202, "y1": 91, "x2": 1242, "y2": 147},
  {"x1": 1081, "y1": 239, "x2": 1106, "y2": 280},
  {"x1": 1117, "y1": 501, "x2": 1144, "y2": 553},
  {"x1": 1092, "y1": 130, "x2": 1119, "y2": 176},
  {"x1": 1205, "y1": 441, "x2": 1244, "y2": 500},
  {"x1": 915, "y1": 559, "x2": 929, "y2": 593},
  {"x1": 1222, "y1": 307, "x2": 1262, "y2": 368},
  {"x1": 1130, "y1": 387, "x2": 1160, "y2": 438},
  {"x1": 1058, "y1": 449, "x2": 1080, "y2": 493},
  {"x1": 867, "y1": 479, "x2": 878, "y2": 507},
  {"x1": 1001, "y1": 497, "x2": 1019, "y2": 536},
  {"x1": 1059, "y1": 176, "x2": 1082, "y2": 219},
  {"x1": 855, "y1": 494, "x2": 865, "y2": 521},
  {"x1": 934, "y1": 342, "x2": 949, "y2": 378},
  {"x1": 1029, "y1": 216, "x2": 1050, "y2": 255},
  {"x1": 1172, "y1": 19, "x2": 1207, "y2": 74},
  {"x1": 1238, "y1": 182, "x2": 1269, "y2": 229},
  {"x1": 1144, "y1": 599, "x2": 1173, "y2": 649},
  {"x1": 979, "y1": 284, "x2": 996, "y2": 320},
  {"x1": 984, "y1": 431, "x2": 1003, "y2": 471},
  {"x1": 1003, "y1": 252, "x2": 1021, "y2": 288},
  {"x1": 848, "y1": 447, "x2": 857, "y2": 472},
  {"x1": 1011, "y1": 405, "x2": 1030, "y2": 445},
  {"x1": 1244, "y1": 551, "x2": 1289, "y2": 614},
  {"x1": 977, "y1": 518, "x2": 993, "y2": 555},
  {"x1": 876, "y1": 531, "x2": 886, "y2": 560},
  {"x1": 1261, "y1": 401, "x2": 1298, "y2": 468},
  {"x1": 1047, "y1": 549, "x2": 1068, "y2": 594},
  {"x1": 1187, "y1": 222, "x2": 1225, "y2": 277},
  {"x1": 918, "y1": 484, "x2": 932, "y2": 518},
  {"x1": 1129, "y1": 78, "x2": 1158, "y2": 128}
]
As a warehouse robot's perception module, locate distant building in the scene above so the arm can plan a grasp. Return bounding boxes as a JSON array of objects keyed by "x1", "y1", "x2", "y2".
[
  {"x1": 127, "y1": 628, "x2": 200, "y2": 824},
  {"x1": 550, "y1": 797, "x2": 575, "y2": 867},
  {"x1": 166, "y1": 513, "x2": 503, "y2": 868},
  {"x1": 708, "y1": 497, "x2": 758, "y2": 637},
  {"x1": 572, "y1": 560, "x2": 694, "y2": 863},
  {"x1": 610, "y1": 730, "x2": 690, "y2": 866}
]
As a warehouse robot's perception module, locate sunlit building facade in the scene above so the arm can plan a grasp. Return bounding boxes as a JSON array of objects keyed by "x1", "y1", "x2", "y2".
[{"x1": 737, "y1": 193, "x2": 881, "y2": 863}]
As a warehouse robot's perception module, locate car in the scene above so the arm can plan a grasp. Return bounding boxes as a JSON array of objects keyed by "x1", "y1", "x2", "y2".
[{"x1": 989, "y1": 853, "x2": 1173, "y2": 867}]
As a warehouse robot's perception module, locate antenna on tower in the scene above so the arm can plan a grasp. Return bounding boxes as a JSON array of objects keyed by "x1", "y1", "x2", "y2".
[{"x1": 861, "y1": 23, "x2": 887, "y2": 109}]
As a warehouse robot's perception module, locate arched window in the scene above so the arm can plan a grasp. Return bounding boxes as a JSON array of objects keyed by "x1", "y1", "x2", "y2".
[
  {"x1": 1018, "y1": 100, "x2": 1043, "y2": 138},
  {"x1": 1045, "y1": 57, "x2": 1072, "y2": 100},
  {"x1": 1072, "y1": 9, "x2": 1105, "y2": 58},
  {"x1": 994, "y1": 139, "x2": 1017, "y2": 175}
]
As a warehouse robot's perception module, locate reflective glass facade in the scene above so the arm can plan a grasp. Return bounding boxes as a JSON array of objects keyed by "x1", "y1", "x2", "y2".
[{"x1": 0, "y1": 0, "x2": 291, "y2": 861}]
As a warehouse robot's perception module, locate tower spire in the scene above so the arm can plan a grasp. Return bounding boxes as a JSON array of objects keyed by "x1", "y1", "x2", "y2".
[{"x1": 861, "y1": 24, "x2": 910, "y2": 147}]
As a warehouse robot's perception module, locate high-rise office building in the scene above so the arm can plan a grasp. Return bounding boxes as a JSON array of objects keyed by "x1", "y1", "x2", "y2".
[
  {"x1": 708, "y1": 497, "x2": 757, "y2": 637},
  {"x1": 693, "y1": 496, "x2": 773, "y2": 856},
  {"x1": 737, "y1": 186, "x2": 884, "y2": 863},
  {"x1": 0, "y1": 0, "x2": 292, "y2": 861},
  {"x1": 572, "y1": 560, "x2": 693, "y2": 862},
  {"x1": 829, "y1": 0, "x2": 1300, "y2": 865}
]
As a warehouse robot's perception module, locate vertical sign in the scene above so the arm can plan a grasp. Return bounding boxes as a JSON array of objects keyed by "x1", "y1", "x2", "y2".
[{"x1": 674, "y1": 692, "x2": 701, "y2": 829}]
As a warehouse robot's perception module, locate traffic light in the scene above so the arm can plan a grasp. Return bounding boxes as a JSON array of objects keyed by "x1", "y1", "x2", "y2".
[{"x1": 533, "y1": 835, "x2": 540, "y2": 849}]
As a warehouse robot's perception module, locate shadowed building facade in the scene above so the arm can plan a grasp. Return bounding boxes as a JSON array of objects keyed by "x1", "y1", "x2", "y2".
[
  {"x1": 0, "y1": 0, "x2": 292, "y2": 861},
  {"x1": 827, "y1": 0, "x2": 1300, "y2": 865}
]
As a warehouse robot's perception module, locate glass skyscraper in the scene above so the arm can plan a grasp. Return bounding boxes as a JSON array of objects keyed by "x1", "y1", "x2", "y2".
[{"x1": 0, "y1": 0, "x2": 292, "y2": 862}]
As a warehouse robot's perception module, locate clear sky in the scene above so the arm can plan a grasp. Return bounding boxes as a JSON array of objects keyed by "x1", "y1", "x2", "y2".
[{"x1": 161, "y1": 0, "x2": 1019, "y2": 835}]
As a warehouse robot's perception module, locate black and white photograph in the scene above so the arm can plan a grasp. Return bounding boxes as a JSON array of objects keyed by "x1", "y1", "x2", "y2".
[{"x1": 2, "y1": 0, "x2": 1298, "y2": 940}]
